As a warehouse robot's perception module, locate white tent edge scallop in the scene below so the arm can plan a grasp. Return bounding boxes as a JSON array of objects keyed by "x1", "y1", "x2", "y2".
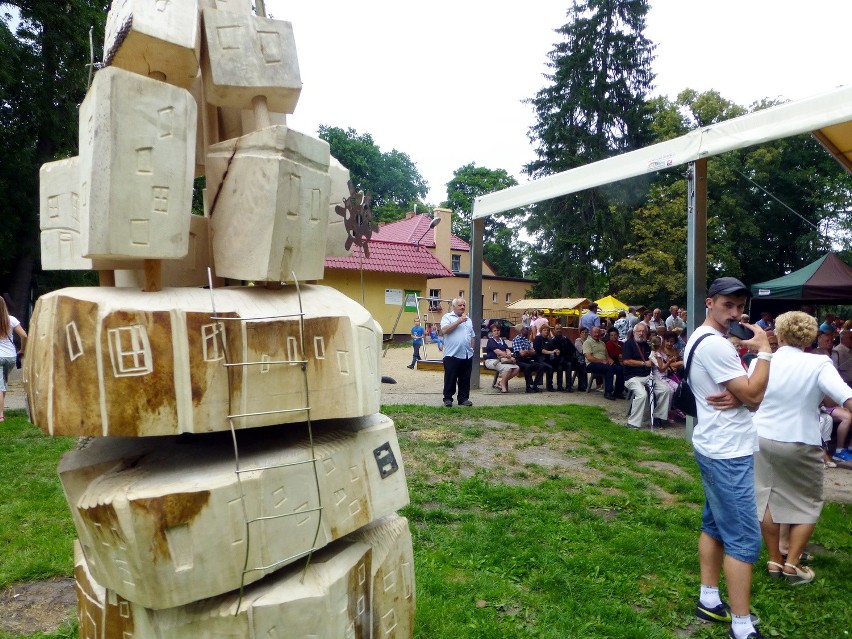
[{"x1": 472, "y1": 83, "x2": 852, "y2": 219}]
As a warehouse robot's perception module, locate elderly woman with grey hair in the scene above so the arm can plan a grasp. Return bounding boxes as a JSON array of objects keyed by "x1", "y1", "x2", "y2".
[{"x1": 751, "y1": 311, "x2": 852, "y2": 585}]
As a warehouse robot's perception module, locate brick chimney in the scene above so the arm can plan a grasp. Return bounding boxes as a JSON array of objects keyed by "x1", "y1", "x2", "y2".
[{"x1": 432, "y1": 207, "x2": 453, "y2": 270}]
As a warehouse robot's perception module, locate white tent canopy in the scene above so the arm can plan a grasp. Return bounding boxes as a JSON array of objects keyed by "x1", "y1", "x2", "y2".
[
  {"x1": 466, "y1": 84, "x2": 852, "y2": 395},
  {"x1": 472, "y1": 84, "x2": 852, "y2": 218}
]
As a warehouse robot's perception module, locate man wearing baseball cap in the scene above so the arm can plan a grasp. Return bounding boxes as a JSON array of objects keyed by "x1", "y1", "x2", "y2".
[{"x1": 684, "y1": 277, "x2": 772, "y2": 639}]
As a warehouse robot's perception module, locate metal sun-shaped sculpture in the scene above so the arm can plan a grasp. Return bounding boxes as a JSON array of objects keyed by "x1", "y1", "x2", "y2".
[{"x1": 336, "y1": 180, "x2": 378, "y2": 258}]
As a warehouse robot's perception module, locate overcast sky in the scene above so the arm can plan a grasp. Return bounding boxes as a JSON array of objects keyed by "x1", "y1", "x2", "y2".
[{"x1": 269, "y1": 0, "x2": 852, "y2": 204}]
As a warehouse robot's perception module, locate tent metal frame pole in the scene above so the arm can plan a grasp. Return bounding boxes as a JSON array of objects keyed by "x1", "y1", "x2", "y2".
[
  {"x1": 686, "y1": 159, "x2": 708, "y2": 441},
  {"x1": 469, "y1": 217, "x2": 485, "y2": 389}
]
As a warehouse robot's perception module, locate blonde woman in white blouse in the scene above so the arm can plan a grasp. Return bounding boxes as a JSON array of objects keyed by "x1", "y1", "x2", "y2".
[{"x1": 752, "y1": 311, "x2": 852, "y2": 585}]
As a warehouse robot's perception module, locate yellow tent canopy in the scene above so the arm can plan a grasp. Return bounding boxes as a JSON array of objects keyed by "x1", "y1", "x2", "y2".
[
  {"x1": 506, "y1": 298, "x2": 591, "y2": 317},
  {"x1": 594, "y1": 295, "x2": 629, "y2": 319}
]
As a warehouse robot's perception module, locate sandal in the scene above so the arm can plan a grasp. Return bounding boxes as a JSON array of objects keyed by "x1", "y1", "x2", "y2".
[
  {"x1": 782, "y1": 551, "x2": 812, "y2": 563},
  {"x1": 766, "y1": 561, "x2": 784, "y2": 579},
  {"x1": 783, "y1": 562, "x2": 815, "y2": 585}
]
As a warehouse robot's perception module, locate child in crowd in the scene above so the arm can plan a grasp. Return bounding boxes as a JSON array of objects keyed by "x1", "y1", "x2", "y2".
[
  {"x1": 650, "y1": 336, "x2": 684, "y2": 422},
  {"x1": 427, "y1": 322, "x2": 443, "y2": 351}
]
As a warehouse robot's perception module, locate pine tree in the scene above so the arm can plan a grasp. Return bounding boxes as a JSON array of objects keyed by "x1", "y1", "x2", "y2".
[{"x1": 524, "y1": 0, "x2": 656, "y2": 297}]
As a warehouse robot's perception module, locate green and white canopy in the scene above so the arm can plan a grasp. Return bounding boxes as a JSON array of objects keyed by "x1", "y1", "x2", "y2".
[{"x1": 751, "y1": 253, "x2": 852, "y2": 301}]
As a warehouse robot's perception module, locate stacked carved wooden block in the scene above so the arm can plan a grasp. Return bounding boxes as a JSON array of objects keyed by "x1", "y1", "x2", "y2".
[{"x1": 27, "y1": 1, "x2": 414, "y2": 636}]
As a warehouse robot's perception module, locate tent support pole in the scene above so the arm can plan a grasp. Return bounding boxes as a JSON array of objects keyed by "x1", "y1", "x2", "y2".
[
  {"x1": 470, "y1": 216, "x2": 485, "y2": 389},
  {"x1": 686, "y1": 159, "x2": 708, "y2": 441}
]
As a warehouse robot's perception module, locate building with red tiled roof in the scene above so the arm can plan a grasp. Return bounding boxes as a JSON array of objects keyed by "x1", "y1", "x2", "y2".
[
  {"x1": 322, "y1": 208, "x2": 535, "y2": 337},
  {"x1": 324, "y1": 241, "x2": 452, "y2": 278},
  {"x1": 322, "y1": 240, "x2": 452, "y2": 336},
  {"x1": 373, "y1": 213, "x2": 471, "y2": 252}
]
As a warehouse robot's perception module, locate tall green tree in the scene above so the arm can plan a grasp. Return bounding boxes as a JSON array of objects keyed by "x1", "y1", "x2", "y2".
[
  {"x1": 523, "y1": 0, "x2": 656, "y2": 297},
  {"x1": 443, "y1": 163, "x2": 525, "y2": 278},
  {"x1": 318, "y1": 125, "x2": 429, "y2": 223},
  {"x1": 610, "y1": 90, "x2": 852, "y2": 306},
  {"x1": 0, "y1": 1, "x2": 106, "y2": 316}
]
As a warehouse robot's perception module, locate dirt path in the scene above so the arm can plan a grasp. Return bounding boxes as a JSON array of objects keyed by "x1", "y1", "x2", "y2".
[{"x1": 379, "y1": 344, "x2": 852, "y2": 504}]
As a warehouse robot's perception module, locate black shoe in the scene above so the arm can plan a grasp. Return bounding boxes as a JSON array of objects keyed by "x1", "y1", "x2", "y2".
[
  {"x1": 696, "y1": 601, "x2": 731, "y2": 624},
  {"x1": 443, "y1": 400, "x2": 453, "y2": 407},
  {"x1": 526, "y1": 387, "x2": 540, "y2": 393},
  {"x1": 556, "y1": 387, "x2": 564, "y2": 392},
  {"x1": 604, "y1": 392, "x2": 615, "y2": 400},
  {"x1": 459, "y1": 400, "x2": 473, "y2": 407},
  {"x1": 616, "y1": 392, "x2": 627, "y2": 399},
  {"x1": 407, "y1": 364, "x2": 415, "y2": 369},
  {"x1": 696, "y1": 601, "x2": 762, "y2": 627},
  {"x1": 546, "y1": 386, "x2": 555, "y2": 392},
  {"x1": 565, "y1": 387, "x2": 574, "y2": 393}
]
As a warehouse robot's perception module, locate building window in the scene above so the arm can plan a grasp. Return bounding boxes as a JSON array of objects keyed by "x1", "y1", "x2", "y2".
[
  {"x1": 506, "y1": 293, "x2": 512, "y2": 304},
  {"x1": 492, "y1": 292, "x2": 498, "y2": 304},
  {"x1": 458, "y1": 290, "x2": 464, "y2": 298},
  {"x1": 428, "y1": 289, "x2": 441, "y2": 311},
  {"x1": 451, "y1": 254, "x2": 461, "y2": 272}
]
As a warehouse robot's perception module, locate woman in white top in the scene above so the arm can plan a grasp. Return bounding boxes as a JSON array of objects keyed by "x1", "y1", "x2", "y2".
[
  {"x1": 752, "y1": 311, "x2": 852, "y2": 585},
  {"x1": 0, "y1": 297, "x2": 27, "y2": 421}
]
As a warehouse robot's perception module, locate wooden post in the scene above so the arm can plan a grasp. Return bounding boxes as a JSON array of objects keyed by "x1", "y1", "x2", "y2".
[
  {"x1": 98, "y1": 270, "x2": 116, "y2": 287},
  {"x1": 144, "y1": 259, "x2": 163, "y2": 292}
]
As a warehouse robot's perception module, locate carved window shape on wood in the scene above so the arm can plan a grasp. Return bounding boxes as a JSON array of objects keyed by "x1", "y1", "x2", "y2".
[
  {"x1": 152, "y1": 186, "x2": 169, "y2": 215},
  {"x1": 66, "y1": 321, "x2": 84, "y2": 361},
  {"x1": 337, "y1": 350, "x2": 350, "y2": 375},
  {"x1": 313, "y1": 336, "x2": 325, "y2": 359},
  {"x1": 201, "y1": 322, "x2": 225, "y2": 362},
  {"x1": 287, "y1": 336, "x2": 300, "y2": 365},
  {"x1": 48, "y1": 195, "x2": 59, "y2": 219},
  {"x1": 108, "y1": 325, "x2": 153, "y2": 377}
]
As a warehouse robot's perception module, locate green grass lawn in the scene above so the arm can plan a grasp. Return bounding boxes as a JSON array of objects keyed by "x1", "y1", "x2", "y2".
[{"x1": 1, "y1": 405, "x2": 849, "y2": 638}]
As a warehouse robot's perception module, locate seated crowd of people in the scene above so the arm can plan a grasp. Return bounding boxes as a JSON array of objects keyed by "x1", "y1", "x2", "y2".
[
  {"x1": 482, "y1": 304, "x2": 692, "y2": 427},
  {"x1": 482, "y1": 305, "x2": 852, "y2": 434}
]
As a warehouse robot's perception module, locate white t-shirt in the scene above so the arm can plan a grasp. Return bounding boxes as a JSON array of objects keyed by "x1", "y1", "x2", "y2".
[
  {"x1": 1, "y1": 315, "x2": 20, "y2": 358},
  {"x1": 750, "y1": 346, "x2": 852, "y2": 446},
  {"x1": 684, "y1": 326, "x2": 756, "y2": 459}
]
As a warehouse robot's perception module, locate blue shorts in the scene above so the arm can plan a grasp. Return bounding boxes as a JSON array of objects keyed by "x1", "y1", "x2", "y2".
[{"x1": 694, "y1": 451, "x2": 761, "y2": 564}]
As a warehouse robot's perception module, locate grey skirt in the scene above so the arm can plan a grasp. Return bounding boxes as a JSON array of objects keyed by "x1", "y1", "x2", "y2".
[{"x1": 755, "y1": 437, "x2": 824, "y2": 524}]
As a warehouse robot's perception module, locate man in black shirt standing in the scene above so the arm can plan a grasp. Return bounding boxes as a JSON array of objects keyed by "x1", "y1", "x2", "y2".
[
  {"x1": 621, "y1": 323, "x2": 673, "y2": 428},
  {"x1": 551, "y1": 325, "x2": 575, "y2": 392}
]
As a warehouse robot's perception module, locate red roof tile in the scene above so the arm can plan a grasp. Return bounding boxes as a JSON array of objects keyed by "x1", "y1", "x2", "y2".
[
  {"x1": 324, "y1": 240, "x2": 454, "y2": 277},
  {"x1": 376, "y1": 214, "x2": 470, "y2": 251}
]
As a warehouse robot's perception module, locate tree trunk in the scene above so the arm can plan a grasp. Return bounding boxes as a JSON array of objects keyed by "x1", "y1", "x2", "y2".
[{"x1": 6, "y1": 251, "x2": 34, "y2": 325}]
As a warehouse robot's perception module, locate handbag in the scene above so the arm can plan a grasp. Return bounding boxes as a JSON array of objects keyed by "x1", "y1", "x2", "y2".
[{"x1": 672, "y1": 333, "x2": 713, "y2": 418}]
